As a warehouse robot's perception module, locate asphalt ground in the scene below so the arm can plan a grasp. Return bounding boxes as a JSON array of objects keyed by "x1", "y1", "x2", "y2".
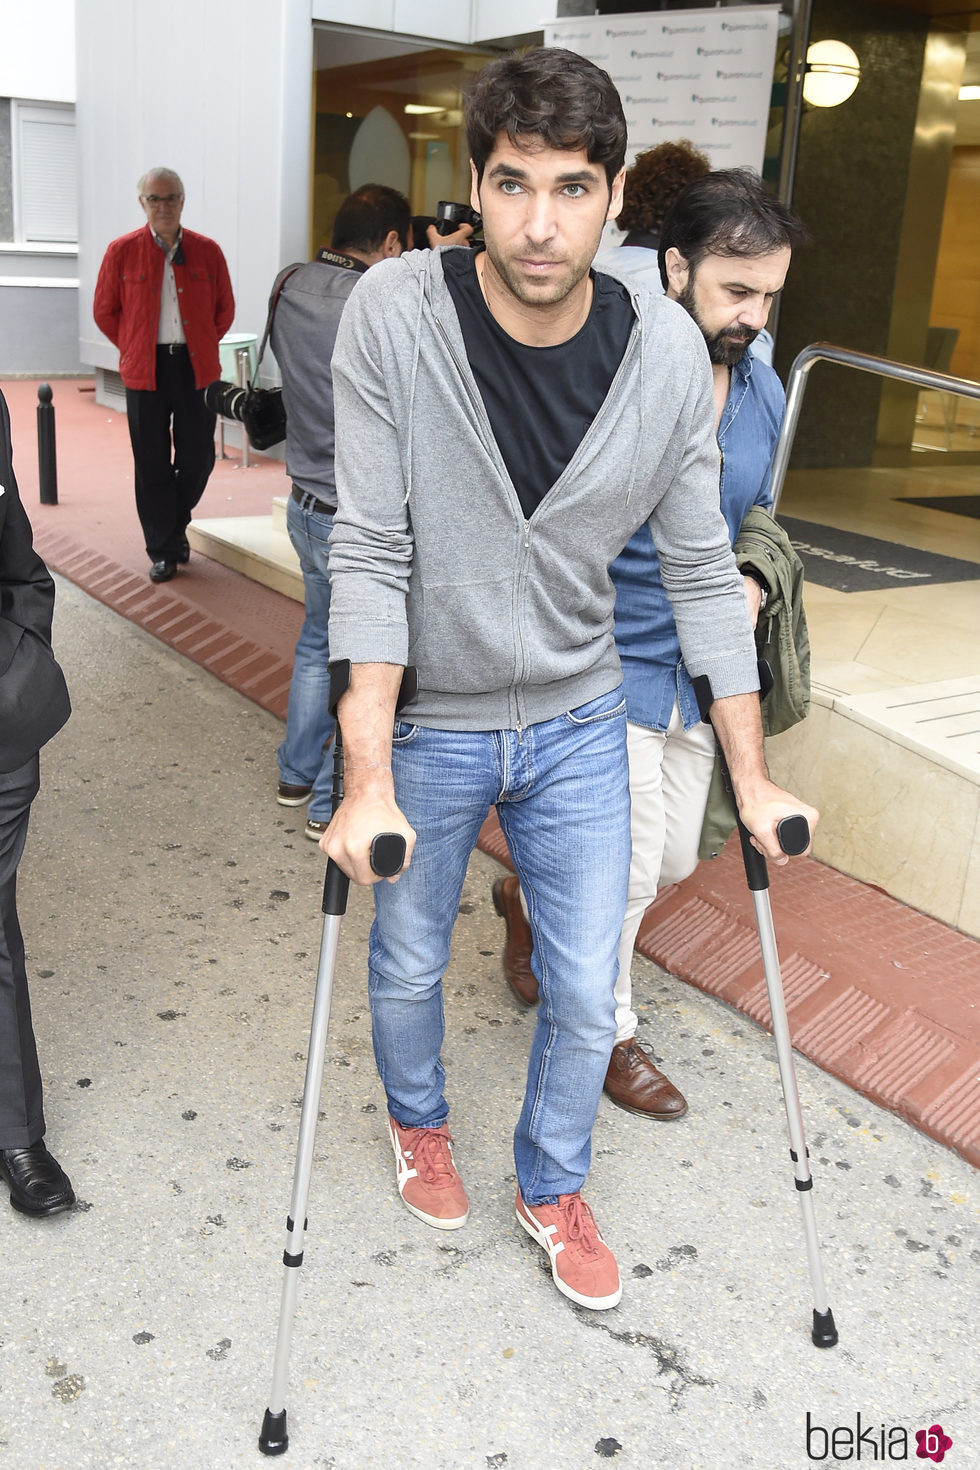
[{"x1": 3, "y1": 574, "x2": 977, "y2": 1468}]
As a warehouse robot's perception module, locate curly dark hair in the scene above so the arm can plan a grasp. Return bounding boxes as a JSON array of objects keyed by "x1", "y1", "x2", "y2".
[
  {"x1": 465, "y1": 48, "x2": 627, "y2": 189},
  {"x1": 617, "y1": 141, "x2": 711, "y2": 236}
]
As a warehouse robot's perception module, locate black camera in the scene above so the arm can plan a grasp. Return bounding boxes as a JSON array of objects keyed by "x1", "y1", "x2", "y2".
[
  {"x1": 435, "y1": 200, "x2": 482, "y2": 236},
  {"x1": 203, "y1": 380, "x2": 248, "y2": 421},
  {"x1": 203, "y1": 379, "x2": 287, "y2": 451}
]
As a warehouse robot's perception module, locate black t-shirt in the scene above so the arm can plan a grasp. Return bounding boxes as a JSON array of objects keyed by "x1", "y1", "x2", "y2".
[{"x1": 442, "y1": 248, "x2": 634, "y2": 519}]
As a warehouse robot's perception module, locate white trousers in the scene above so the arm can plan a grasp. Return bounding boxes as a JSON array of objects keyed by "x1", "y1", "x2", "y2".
[{"x1": 613, "y1": 710, "x2": 716, "y2": 1042}]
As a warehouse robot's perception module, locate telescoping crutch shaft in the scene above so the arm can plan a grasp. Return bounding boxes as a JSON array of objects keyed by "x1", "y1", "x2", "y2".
[
  {"x1": 259, "y1": 662, "x2": 417, "y2": 1457},
  {"x1": 693, "y1": 670, "x2": 838, "y2": 1349}
]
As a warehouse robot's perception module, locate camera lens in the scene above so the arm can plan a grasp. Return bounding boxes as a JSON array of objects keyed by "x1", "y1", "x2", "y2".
[{"x1": 204, "y1": 381, "x2": 248, "y2": 420}]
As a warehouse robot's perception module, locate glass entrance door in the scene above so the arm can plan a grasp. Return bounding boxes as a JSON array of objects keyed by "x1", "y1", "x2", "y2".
[{"x1": 312, "y1": 26, "x2": 496, "y2": 253}]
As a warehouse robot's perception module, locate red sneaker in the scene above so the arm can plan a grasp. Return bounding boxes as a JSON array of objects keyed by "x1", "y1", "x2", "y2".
[
  {"x1": 388, "y1": 1117, "x2": 469, "y2": 1230},
  {"x1": 516, "y1": 1190, "x2": 621, "y2": 1309}
]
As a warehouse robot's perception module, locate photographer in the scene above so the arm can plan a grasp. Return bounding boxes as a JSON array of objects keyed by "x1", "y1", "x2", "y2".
[
  {"x1": 273, "y1": 189, "x2": 475, "y2": 833},
  {"x1": 271, "y1": 186, "x2": 413, "y2": 837}
]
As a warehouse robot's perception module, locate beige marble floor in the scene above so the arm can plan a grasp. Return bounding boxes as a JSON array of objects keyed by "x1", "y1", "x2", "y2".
[
  {"x1": 767, "y1": 458, "x2": 980, "y2": 933},
  {"x1": 777, "y1": 460, "x2": 980, "y2": 696}
]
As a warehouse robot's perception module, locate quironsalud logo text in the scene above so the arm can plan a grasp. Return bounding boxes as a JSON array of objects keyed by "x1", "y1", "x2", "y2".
[{"x1": 806, "y1": 1413, "x2": 953, "y2": 1462}]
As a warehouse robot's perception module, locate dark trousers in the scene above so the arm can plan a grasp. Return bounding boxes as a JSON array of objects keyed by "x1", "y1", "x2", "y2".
[
  {"x1": 0, "y1": 756, "x2": 44, "y2": 1148},
  {"x1": 125, "y1": 344, "x2": 217, "y2": 562}
]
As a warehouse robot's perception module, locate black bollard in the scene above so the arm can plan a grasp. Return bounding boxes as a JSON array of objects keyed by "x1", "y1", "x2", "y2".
[{"x1": 37, "y1": 383, "x2": 58, "y2": 505}]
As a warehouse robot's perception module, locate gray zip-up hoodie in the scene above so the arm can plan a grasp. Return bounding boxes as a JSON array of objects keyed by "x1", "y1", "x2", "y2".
[{"x1": 327, "y1": 246, "x2": 759, "y2": 731}]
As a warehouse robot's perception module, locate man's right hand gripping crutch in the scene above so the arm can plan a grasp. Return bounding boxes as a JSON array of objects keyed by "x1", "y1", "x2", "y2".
[{"x1": 320, "y1": 661, "x2": 417, "y2": 886}]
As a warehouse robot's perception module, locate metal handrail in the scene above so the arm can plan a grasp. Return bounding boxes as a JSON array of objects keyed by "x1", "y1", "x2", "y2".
[{"x1": 769, "y1": 341, "x2": 980, "y2": 512}]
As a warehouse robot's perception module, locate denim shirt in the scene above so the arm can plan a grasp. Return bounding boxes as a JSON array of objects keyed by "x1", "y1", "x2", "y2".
[{"x1": 612, "y1": 349, "x2": 785, "y2": 731}]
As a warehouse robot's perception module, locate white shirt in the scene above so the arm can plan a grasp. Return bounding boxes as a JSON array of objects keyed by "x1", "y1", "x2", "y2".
[{"x1": 154, "y1": 230, "x2": 186, "y2": 345}]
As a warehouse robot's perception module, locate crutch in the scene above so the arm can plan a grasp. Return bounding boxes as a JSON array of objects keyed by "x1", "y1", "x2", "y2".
[
  {"x1": 259, "y1": 660, "x2": 417, "y2": 1456},
  {"x1": 693, "y1": 669, "x2": 838, "y2": 1349}
]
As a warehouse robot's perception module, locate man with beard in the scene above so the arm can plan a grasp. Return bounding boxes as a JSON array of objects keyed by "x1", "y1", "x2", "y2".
[
  {"x1": 323, "y1": 56, "x2": 816, "y2": 1313},
  {"x1": 492, "y1": 169, "x2": 806, "y2": 1122}
]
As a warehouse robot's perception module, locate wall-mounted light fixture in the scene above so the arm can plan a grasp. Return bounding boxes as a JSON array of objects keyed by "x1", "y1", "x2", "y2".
[{"x1": 803, "y1": 40, "x2": 861, "y2": 108}]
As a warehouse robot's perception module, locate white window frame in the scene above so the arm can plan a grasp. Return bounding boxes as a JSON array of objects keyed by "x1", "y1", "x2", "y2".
[{"x1": 11, "y1": 99, "x2": 78, "y2": 245}]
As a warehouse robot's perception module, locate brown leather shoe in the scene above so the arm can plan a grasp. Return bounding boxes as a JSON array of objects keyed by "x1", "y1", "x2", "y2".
[
  {"x1": 491, "y1": 875, "x2": 539, "y2": 1006},
  {"x1": 603, "y1": 1039, "x2": 688, "y2": 1120}
]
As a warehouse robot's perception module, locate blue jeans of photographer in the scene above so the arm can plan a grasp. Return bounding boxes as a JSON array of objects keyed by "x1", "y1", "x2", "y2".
[
  {"x1": 368, "y1": 686, "x2": 630, "y2": 1205},
  {"x1": 277, "y1": 491, "x2": 335, "y2": 822}
]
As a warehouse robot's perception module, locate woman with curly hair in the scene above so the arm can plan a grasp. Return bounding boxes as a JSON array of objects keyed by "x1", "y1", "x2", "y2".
[{"x1": 595, "y1": 139, "x2": 710, "y2": 289}]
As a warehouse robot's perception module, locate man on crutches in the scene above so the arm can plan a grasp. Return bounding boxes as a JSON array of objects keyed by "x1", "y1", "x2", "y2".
[{"x1": 322, "y1": 47, "x2": 818, "y2": 1313}]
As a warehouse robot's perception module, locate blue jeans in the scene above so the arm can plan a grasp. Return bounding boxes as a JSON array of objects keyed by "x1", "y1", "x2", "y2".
[
  {"x1": 369, "y1": 687, "x2": 630, "y2": 1205},
  {"x1": 278, "y1": 492, "x2": 336, "y2": 821}
]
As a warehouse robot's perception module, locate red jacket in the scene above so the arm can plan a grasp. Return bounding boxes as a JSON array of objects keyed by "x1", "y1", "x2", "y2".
[{"x1": 93, "y1": 224, "x2": 235, "y2": 390}]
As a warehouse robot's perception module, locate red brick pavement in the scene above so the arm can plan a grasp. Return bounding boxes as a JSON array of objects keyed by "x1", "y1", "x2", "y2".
[
  {"x1": 5, "y1": 377, "x2": 300, "y2": 720},
  {"x1": 477, "y1": 808, "x2": 980, "y2": 1171}
]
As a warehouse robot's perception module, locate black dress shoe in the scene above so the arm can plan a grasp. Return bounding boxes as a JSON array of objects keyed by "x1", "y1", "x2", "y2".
[
  {"x1": 149, "y1": 560, "x2": 177, "y2": 583},
  {"x1": 177, "y1": 536, "x2": 191, "y2": 564},
  {"x1": 0, "y1": 1143, "x2": 75, "y2": 1216}
]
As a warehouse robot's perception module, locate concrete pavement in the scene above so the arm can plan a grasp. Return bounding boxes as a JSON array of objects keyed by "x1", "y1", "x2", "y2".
[{"x1": 5, "y1": 577, "x2": 978, "y2": 1469}]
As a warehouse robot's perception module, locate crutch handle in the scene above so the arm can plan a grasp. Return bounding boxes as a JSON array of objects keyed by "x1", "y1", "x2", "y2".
[
  {"x1": 370, "y1": 832, "x2": 407, "y2": 877},
  {"x1": 731, "y1": 810, "x2": 811, "y2": 893},
  {"x1": 777, "y1": 814, "x2": 810, "y2": 857},
  {"x1": 321, "y1": 833, "x2": 407, "y2": 915}
]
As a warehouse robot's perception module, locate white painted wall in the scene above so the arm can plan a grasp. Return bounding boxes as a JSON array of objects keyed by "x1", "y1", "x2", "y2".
[
  {"x1": 310, "y1": 0, "x2": 470, "y2": 39},
  {"x1": 472, "y1": 0, "x2": 557, "y2": 44},
  {"x1": 76, "y1": 0, "x2": 312, "y2": 378},
  {"x1": 310, "y1": 0, "x2": 556, "y2": 45},
  {"x1": 394, "y1": 0, "x2": 469, "y2": 45},
  {"x1": 311, "y1": 0, "x2": 395, "y2": 32},
  {"x1": 0, "y1": 0, "x2": 75, "y2": 103}
]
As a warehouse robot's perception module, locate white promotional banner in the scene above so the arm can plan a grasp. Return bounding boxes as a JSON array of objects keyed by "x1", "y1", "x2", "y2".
[{"x1": 545, "y1": 6, "x2": 780, "y2": 174}]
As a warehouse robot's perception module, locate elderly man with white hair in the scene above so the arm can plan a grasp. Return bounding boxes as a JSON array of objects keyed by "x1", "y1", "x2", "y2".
[{"x1": 94, "y1": 168, "x2": 234, "y2": 582}]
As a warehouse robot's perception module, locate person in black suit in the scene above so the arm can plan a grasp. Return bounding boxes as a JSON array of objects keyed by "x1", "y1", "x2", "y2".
[{"x1": 0, "y1": 387, "x2": 74, "y2": 1216}]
